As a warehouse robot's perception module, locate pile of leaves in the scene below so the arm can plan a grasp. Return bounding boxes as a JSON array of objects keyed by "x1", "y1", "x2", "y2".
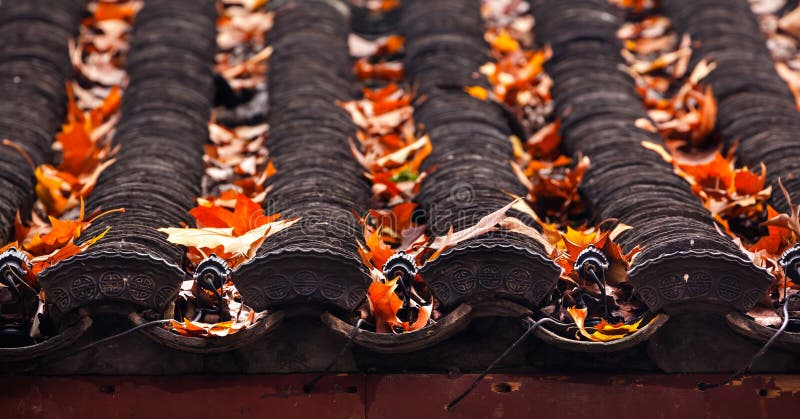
[
  {"x1": 752, "y1": 0, "x2": 800, "y2": 108},
  {"x1": 439, "y1": 0, "x2": 647, "y2": 341},
  {"x1": 160, "y1": 191, "x2": 294, "y2": 337},
  {"x1": 540, "y1": 223, "x2": 646, "y2": 337},
  {"x1": 0, "y1": 0, "x2": 136, "y2": 339},
  {"x1": 215, "y1": 0, "x2": 273, "y2": 89},
  {"x1": 617, "y1": 3, "x2": 769, "y2": 234},
  {"x1": 474, "y1": 0, "x2": 551, "y2": 136},
  {"x1": 4, "y1": 80, "x2": 124, "y2": 279},
  {"x1": 207, "y1": 0, "x2": 275, "y2": 200},
  {"x1": 617, "y1": 1, "x2": 799, "y2": 325},
  {"x1": 477, "y1": 0, "x2": 590, "y2": 223},
  {"x1": 351, "y1": 33, "x2": 405, "y2": 82},
  {"x1": 156, "y1": 0, "x2": 289, "y2": 338},
  {"x1": 344, "y1": 28, "x2": 435, "y2": 334},
  {"x1": 618, "y1": 13, "x2": 717, "y2": 149},
  {"x1": 159, "y1": 192, "x2": 296, "y2": 269}
]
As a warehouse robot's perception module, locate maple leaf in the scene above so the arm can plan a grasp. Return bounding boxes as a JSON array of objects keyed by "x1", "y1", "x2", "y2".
[
  {"x1": 642, "y1": 141, "x2": 770, "y2": 220},
  {"x1": 546, "y1": 222, "x2": 635, "y2": 283},
  {"x1": 425, "y1": 198, "x2": 554, "y2": 263},
  {"x1": 92, "y1": 2, "x2": 141, "y2": 22},
  {"x1": 427, "y1": 198, "x2": 522, "y2": 252},
  {"x1": 34, "y1": 84, "x2": 119, "y2": 216},
  {"x1": 762, "y1": 179, "x2": 800, "y2": 241},
  {"x1": 90, "y1": 86, "x2": 122, "y2": 125},
  {"x1": 489, "y1": 29, "x2": 521, "y2": 53},
  {"x1": 169, "y1": 308, "x2": 255, "y2": 337},
  {"x1": 516, "y1": 155, "x2": 589, "y2": 219},
  {"x1": 678, "y1": 151, "x2": 734, "y2": 192},
  {"x1": 369, "y1": 202, "x2": 417, "y2": 244},
  {"x1": 159, "y1": 218, "x2": 298, "y2": 267},
  {"x1": 566, "y1": 305, "x2": 646, "y2": 341},
  {"x1": 589, "y1": 317, "x2": 645, "y2": 341},
  {"x1": 24, "y1": 217, "x2": 82, "y2": 256},
  {"x1": 566, "y1": 306, "x2": 591, "y2": 339},
  {"x1": 527, "y1": 120, "x2": 561, "y2": 159},
  {"x1": 57, "y1": 86, "x2": 107, "y2": 175},
  {"x1": 20, "y1": 199, "x2": 121, "y2": 257},
  {"x1": 189, "y1": 192, "x2": 276, "y2": 236},
  {"x1": 35, "y1": 165, "x2": 77, "y2": 216},
  {"x1": 367, "y1": 277, "x2": 431, "y2": 334},
  {"x1": 733, "y1": 163, "x2": 767, "y2": 196},
  {"x1": 556, "y1": 227, "x2": 608, "y2": 275},
  {"x1": 464, "y1": 85, "x2": 489, "y2": 101},
  {"x1": 479, "y1": 25, "x2": 550, "y2": 106},
  {"x1": 368, "y1": 278, "x2": 402, "y2": 334},
  {"x1": 690, "y1": 85, "x2": 717, "y2": 145},
  {"x1": 376, "y1": 135, "x2": 430, "y2": 168},
  {"x1": 562, "y1": 226, "x2": 607, "y2": 255},
  {"x1": 751, "y1": 206, "x2": 794, "y2": 254},
  {"x1": 29, "y1": 226, "x2": 111, "y2": 275},
  {"x1": 341, "y1": 82, "x2": 426, "y2": 207},
  {"x1": 358, "y1": 224, "x2": 396, "y2": 270},
  {"x1": 498, "y1": 216, "x2": 555, "y2": 255}
]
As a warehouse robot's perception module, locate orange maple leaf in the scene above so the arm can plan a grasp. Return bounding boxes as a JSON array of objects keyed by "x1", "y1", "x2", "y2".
[
  {"x1": 190, "y1": 192, "x2": 277, "y2": 236},
  {"x1": 369, "y1": 202, "x2": 417, "y2": 243},
  {"x1": 752, "y1": 206, "x2": 795, "y2": 255},
  {"x1": 527, "y1": 120, "x2": 561, "y2": 159},
  {"x1": 92, "y1": 2, "x2": 139, "y2": 21},
  {"x1": 367, "y1": 278, "x2": 431, "y2": 334},
  {"x1": 29, "y1": 226, "x2": 111, "y2": 275},
  {"x1": 358, "y1": 224, "x2": 396, "y2": 270}
]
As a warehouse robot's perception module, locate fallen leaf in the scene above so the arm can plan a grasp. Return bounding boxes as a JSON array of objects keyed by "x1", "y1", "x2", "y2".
[
  {"x1": 527, "y1": 120, "x2": 561, "y2": 158},
  {"x1": 498, "y1": 216, "x2": 554, "y2": 255},
  {"x1": 367, "y1": 277, "x2": 431, "y2": 333},
  {"x1": 159, "y1": 218, "x2": 298, "y2": 267},
  {"x1": 92, "y1": 2, "x2": 141, "y2": 21},
  {"x1": 779, "y1": 5, "x2": 800, "y2": 37},
  {"x1": 359, "y1": 225, "x2": 396, "y2": 270},
  {"x1": 567, "y1": 306, "x2": 591, "y2": 340},
  {"x1": 589, "y1": 317, "x2": 644, "y2": 341},
  {"x1": 428, "y1": 198, "x2": 522, "y2": 250},
  {"x1": 465, "y1": 85, "x2": 489, "y2": 101}
]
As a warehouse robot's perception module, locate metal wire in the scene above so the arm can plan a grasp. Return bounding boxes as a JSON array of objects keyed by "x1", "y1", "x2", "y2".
[
  {"x1": 445, "y1": 317, "x2": 559, "y2": 411},
  {"x1": 699, "y1": 294, "x2": 800, "y2": 390},
  {"x1": 304, "y1": 318, "x2": 366, "y2": 393}
]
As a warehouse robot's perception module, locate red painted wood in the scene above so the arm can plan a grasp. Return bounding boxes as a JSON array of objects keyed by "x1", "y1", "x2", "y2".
[
  {"x1": 367, "y1": 374, "x2": 800, "y2": 418},
  {"x1": 0, "y1": 374, "x2": 797, "y2": 418},
  {"x1": 0, "y1": 375, "x2": 364, "y2": 419}
]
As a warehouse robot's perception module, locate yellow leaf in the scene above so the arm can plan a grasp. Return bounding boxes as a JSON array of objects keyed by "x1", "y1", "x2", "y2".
[
  {"x1": 567, "y1": 306, "x2": 647, "y2": 342},
  {"x1": 464, "y1": 85, "x2": 489, "y2": 101},
  {"x1": 491, "y1": 30, "x2": 520, "y2": 53},
  {"x1": 589, "y1": 317, "x2": 644, "y2": 342},
  {"x1": 159, "y1": 218, "x2": 299, "y2": 261},
  {"x1": 641, "y1": 141, "x2": 674, "y2": 163}
]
